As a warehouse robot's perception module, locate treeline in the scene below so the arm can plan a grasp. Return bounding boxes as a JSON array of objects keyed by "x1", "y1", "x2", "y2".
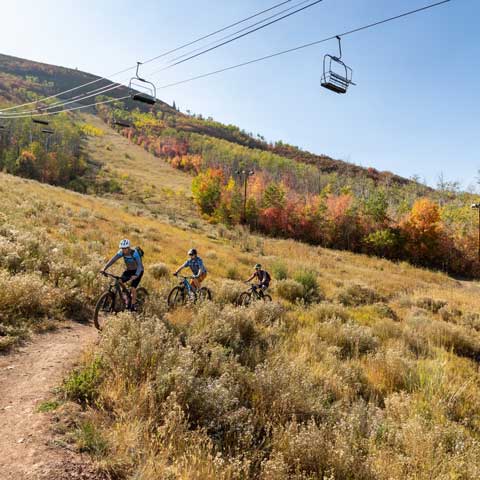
[
  {"x1": 193, "y1": 169, "x2": 479, "y2": 277},
  {"x1": 100, "y1": 105, "x2": 478, "y2": 277},
  {"x1": 0, "y1": 116, "x2": 87, "y2": 188}
]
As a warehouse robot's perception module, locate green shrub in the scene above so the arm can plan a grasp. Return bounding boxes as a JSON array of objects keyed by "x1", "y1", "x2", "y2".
[
  {"x1": 37, "y1": 400, "x2": 60, "y2": 413},
  {"x1": 316, "y1": 320, "x2": 379, "y2": 358},
  {"x1": 276, "y1": 279, "x2": 305, "y2": 303},
  {"x1": 0, "y1": 270, "x2": 61, "y2": 323},
  {"x1": 372, "y1": 302, "x2": 398, "y2": 321},
  {"x1": 271, "y1": 261, "x2": 288, "y2": 280},
  {"x1": 415, "y1": 297, "x2": 447, "y2": 314},
  {"x1": 76, "y1": 421, "x2": 108, "y2": 456},
  {"x1": 337, "y1": 283, "x2": 385, "y2": 307},
  {"x1": 438, "y1": 306, "x2": 462, "y2": 323},
  {"x1": 226, "y1": 266, "x2": 240, "y2": 280},
  {"x1": 63, "y1": 357, "x2": 102, "y2": 406},
  {"x1": 308, "y1": 302, "x2": 350, "y2": 323},
  {"x1": 215, "y1": 280, "x2": 245, "y2": 305},
  {"x1": 293, "y1": 270, "x2": 321, "y2": 300},
  {"x1": 149, "y1": 262, "x2": 170, "y2": 279}
]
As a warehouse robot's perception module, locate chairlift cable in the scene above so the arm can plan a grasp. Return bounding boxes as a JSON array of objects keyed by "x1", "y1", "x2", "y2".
[
  {"x1": 155, "y1": 0, "x2": 451, "y2": 89},
  {"x1": 164, "y1": 0, "x2": 312, "y2": 65},
  {"x1": 2, "y1": 0, "x2": 317, "y2": 114},
  {"x1": 1, "y1": 0, "x2": 451, "y2": 120},
  {"x1": 0, "y1": 81, "x2": 127, "y2": 117},
  {"x1": 0, "y1": 0, "x2": 294, "y2": 113},
  {"x1": 158, "y1": 0, "x2": 324, "y2": 71}
]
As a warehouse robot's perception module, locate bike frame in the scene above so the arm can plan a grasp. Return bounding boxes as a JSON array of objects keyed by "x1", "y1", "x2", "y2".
[
  {"x1": 178, "y1": 275, "x2": 195, "y2": 294},
  {"x1": 103, "y1": 272, "x2": 131, "y2": 306},
  {"x1": 248, "y1": 283, "x2": 264, "y2": 299}
]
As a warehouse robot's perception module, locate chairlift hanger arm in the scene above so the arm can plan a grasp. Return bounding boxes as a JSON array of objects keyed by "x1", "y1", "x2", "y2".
[{"x1": 336, "y1": 35, "x2": 342, "y2": 60}]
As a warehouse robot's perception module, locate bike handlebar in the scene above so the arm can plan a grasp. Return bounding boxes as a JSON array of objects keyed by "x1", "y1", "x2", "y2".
[
  {"x1": 101, "y1": 272, "x2": 122, "y2": 281},
  {"x1": 174, "y1": 274, "x2": 195, "y2": 280}
]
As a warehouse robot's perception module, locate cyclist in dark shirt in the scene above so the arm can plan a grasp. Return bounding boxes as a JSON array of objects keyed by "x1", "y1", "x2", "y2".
[{"x1": 245, "y1": 263, "x2": 271, "y2": 295}]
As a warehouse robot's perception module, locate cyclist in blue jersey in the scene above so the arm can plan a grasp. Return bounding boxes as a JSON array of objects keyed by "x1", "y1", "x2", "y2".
[
  {"x1": 173, "y1": 248, "x2": 207, "y2": 292},
  {"x1": 101, "y1": 239, "x2": 144, "y2": 310}
]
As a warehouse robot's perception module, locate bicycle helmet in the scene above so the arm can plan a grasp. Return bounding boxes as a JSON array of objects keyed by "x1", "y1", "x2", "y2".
[
  {"x1": 119, "y1": 239, "x2": 131, "y2": 249},
  {"x1": 188, "y1": 248, "x2": 197, "y2": 256},
  {"x1": 255, "y1": 263, "x2": 262, "y2": 270}
]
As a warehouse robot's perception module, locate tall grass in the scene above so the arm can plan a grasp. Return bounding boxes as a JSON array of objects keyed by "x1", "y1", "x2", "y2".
[{"x1": 3, "y1": 170, "x2": 480, "y2": 479}]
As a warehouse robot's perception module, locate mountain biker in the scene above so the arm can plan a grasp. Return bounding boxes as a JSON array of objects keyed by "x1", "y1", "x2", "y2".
[
  {"x1": 100, "y1": 239, "x2": 144, "y2": 310},
  {"x1": 173, "y1": 248, "x2": 207, "y2": 293},
  {"x1": 245, "y1": 264, "x2": 271, "y2": 296}
]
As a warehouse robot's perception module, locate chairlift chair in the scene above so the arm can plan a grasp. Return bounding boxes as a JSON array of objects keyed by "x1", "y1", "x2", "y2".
[
  {"x1": 32, "y1": 118, "x2": 49, "y2": 126},
  {"x1": 129, "y1": 62, "x2": 157, "y2": 105},
  {"x1": 115, "y1": 120, "x2": 132, "y2": 128},
  {"x1": 111, "y1": 110, "x2": 132, "y2": 128},
  {"x1": 321, "y1": 36, "x2": 355, "y2": 94}
]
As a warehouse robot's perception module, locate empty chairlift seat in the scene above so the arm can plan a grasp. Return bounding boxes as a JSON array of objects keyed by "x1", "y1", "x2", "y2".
[
  {"x1": 321, "y1": 36, "x2": 355, "y2": 95},
  {"x1": 129, "y1": 62, "x2": 157, "y2": 105},
  {"x1": 32, "y1": 118, "x2": 50, "y2": 125}
]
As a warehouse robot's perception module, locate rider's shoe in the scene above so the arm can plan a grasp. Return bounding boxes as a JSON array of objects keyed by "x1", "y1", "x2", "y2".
[{"x1": 130, "y1": 303, "x2": 138, "y2": 312}]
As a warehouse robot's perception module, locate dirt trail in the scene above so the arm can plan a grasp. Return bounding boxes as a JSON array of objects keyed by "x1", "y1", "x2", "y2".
[{"x1": 0, "y1": 323, "x2": 100, "y2": 480}]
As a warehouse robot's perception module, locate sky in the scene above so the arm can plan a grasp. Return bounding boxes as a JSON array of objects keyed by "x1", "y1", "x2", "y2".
[{"x1": 0, "y1": 0, "x2": 478, "y2": 188}]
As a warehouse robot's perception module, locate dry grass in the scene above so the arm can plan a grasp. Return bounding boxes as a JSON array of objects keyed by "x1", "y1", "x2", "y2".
[{"x1": 3, "y1": 135, "x2": 480, "y2": 479}]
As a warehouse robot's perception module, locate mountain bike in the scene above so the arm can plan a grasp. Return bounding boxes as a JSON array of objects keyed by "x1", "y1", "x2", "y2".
[
  {"x1": 167, "y1": 274, "x2": 212, "y2": 309},
  {"x1": 93, "y1": 272, "x2": 148, "y2": 330},
  {"x1": 236, "y1": 283, "x2": 272, "y2": 307}
]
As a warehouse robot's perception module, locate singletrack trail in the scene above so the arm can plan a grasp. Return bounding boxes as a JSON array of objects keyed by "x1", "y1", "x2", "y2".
[{"x1": 0, "y1": 322, "x2": 102, "y2": 480}]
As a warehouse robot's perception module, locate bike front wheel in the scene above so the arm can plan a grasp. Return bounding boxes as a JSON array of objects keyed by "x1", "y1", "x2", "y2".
[
  {"x1": 263, "y1": 294, "x2": 272, "y2": 302},
  {"x1": 167, "y1": 286, "x2": 186, "y2": 308},
  {"x1": 93, "y1": 291, "x2": 115, "y2": 331},
  {"x1": 236, "y1": 292, "x2": 252, "y2": 307}
]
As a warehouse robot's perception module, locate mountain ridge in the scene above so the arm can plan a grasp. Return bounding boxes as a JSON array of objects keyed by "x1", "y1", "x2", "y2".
[{"x1": 0, "y1": 52, "x2": 414, "y2": 187}]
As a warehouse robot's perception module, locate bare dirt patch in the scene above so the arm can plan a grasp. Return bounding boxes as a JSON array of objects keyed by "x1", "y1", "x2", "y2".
[{"x1": 0, "y1": 323, "x2": 104, "y2": 480}]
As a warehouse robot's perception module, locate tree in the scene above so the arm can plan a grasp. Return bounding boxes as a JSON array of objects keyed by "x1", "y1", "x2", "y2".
[
  {"x1": 400, "y1": 198, "x2": 443, "y2": 265},
  {"x1": 191, "y1": 169, "x2": 223, "y2": 216},
  {"x1": 262, "y1": 182, "x2": 286, "y2": 209}
]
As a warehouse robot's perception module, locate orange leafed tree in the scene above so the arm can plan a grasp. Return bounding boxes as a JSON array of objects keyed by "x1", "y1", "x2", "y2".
[{"x1": 400, "y1": 198, "x2": 443, "y2": 265}]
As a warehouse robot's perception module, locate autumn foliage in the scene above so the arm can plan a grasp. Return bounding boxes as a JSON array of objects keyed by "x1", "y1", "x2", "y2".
[{"x1": 101, "y1": 105, "x2": 480, "y2": 278}]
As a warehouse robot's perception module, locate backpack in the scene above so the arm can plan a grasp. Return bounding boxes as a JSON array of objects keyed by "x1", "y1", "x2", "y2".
[
  {"x1": 133, "y1": 246, "x2": 144, "y2": 258},
  {"x1": 264, "y1": 270, "x2": 271, "y2": 283}
]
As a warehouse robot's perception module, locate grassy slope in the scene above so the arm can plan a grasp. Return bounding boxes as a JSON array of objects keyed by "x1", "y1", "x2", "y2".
[{"x1": 2, "y1": 122, "x2": 480, "y2": 477}]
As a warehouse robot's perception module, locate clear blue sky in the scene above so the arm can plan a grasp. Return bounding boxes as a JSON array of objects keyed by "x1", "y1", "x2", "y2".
[{"x1": 1, "y1": 0, "x2": 478, "y2": 187}]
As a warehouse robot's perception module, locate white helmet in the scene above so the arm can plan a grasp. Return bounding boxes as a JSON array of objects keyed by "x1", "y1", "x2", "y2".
[{"x1": 119, "y1": 239, "x2": 130, "y2": 249}]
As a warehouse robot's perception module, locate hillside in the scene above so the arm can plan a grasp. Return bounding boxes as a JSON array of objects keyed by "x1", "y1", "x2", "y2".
[
  {"x1": 0, "y1": 52, "x2": 412, "y2": 185},
  {"x1": 0, "y1": 53, "x2": 175, "y2": 114},
  {"x1": 2, "y1": 52, "x2": 480, "y2": 478},
  {"x1": 2, "y1": 162, "x2": 480, "y2": 478}
]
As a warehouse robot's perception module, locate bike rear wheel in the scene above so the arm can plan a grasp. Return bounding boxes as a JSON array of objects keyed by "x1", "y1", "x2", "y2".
[
  {"x1": 168, "y1": 286, "x2": 186, "y2": 308},
  {"x1": 197, "y1": 287, "x2": 212, "y2": 303},
  {"x1": 136, "y1": 287, "x2": 149, "y2": 312},
  {"x1": 263, "y1": 294, "x2": 272, "y2": 302},
  {"x1": 94, "y1": 291, "x2": 116, "y2": 331},
  {"x1": 236, "y1": 292, "x2": 252, "y2": 307}
]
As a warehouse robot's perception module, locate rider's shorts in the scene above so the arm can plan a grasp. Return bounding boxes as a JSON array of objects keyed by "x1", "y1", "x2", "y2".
[
  {"x1": 121, "y1": 270, "x2": 143, "y2": 288},
  {"x1": 258, "y1": 282, "x2": 269, "y2": 291},
  {"x1": 192, "y1": 272, "x2": 207, "y2": 284}
]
